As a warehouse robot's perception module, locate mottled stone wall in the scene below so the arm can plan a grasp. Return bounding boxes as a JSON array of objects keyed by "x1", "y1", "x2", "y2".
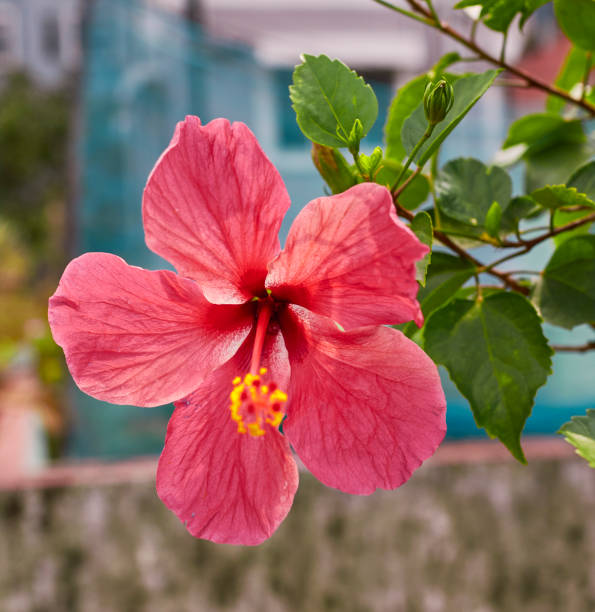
[{"x1": 1, "y1": 457, "x2": 594, "y2": 612}]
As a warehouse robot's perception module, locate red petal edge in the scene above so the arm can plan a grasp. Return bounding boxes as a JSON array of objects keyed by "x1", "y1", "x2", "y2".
[{"x1": 281, "y1": 305, "x2": 446, "y2": 495}]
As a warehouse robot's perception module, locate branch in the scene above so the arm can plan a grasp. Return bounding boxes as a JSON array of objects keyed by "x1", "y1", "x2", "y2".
[
  {"x1": 500, "y1": 212, "x2": 595, "y2": 248},
  {"x1": 392, "y1": 165, "x2": 422, "y2": 199},
  {"x1": 552, "y1": 341, "x2": 595, "y2": 353},
  {"x1": 398, "y1": 0, "x2": 595, "y2": 115},
  {"x1": 393, "y1": 199, "x2": 530, "y2": 295}
]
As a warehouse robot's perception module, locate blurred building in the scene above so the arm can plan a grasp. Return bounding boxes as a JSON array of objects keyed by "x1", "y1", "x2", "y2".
[{"x1": 0, "y1": 0, "x2": 81, "y2": 87}]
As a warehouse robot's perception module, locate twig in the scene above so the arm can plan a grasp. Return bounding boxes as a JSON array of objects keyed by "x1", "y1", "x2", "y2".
[
  {"x1": 506, "y1": 270, "x2": 540, "y2": 276},
  {"x1": 391, "y1": 125, "x2": 435, "y2": 191},
  {"x1": 393, "y1": 199, "x2": 530, "y2": 294},
  {"x1": 371, "y1": 0, "x2": 434, "y2": 25},
  {"x1": 551, "y1": 341, "x2": 595, "y2": 353},
  {"x1": 493, "y1": 79, "x2": 531, "y2": 89},
  {"x1": 396, "y1": 0, "x2": 595, "y2": 115},
  {"x1": 392, "y1": 165, "x2": 422, "y2": 199},
  {"x1": 499, "y1": 30, "x2": 508, "y2": 64},
  {"x1": 500, "y1": 212, "x2": 595, "y2": 248}
]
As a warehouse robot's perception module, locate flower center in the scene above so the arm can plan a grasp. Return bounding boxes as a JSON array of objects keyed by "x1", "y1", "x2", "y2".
[
  {"x1": 230, "y1": 368, "x2": 287, "y2": 437},
  {"x1": 229, "y1": 298, "x2": 288, "y2": 437}
]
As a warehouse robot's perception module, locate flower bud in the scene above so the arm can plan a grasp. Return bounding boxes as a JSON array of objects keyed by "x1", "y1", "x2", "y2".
[
  {"x1": 346, "y1": 118, "x2": 364, "y2": 152},
  {"x1": 311, "y1": 143, "x2": 358, "y2": 194},
  {"x1": 423, "y1": 79, "x2": 454, "y2": 126},
  {"x1": 358, "y1": 146, "x2": 384, "y2": 177}
]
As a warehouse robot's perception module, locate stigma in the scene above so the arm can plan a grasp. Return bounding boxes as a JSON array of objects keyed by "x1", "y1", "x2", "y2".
[{"x1": 229, "y1": 367, "x2": 287, "y2": 437}]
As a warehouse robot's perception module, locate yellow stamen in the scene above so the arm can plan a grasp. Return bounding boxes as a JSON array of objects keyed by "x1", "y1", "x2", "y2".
[{"x1": 229, "y1": 372, "x2": 288, "y2": 437}]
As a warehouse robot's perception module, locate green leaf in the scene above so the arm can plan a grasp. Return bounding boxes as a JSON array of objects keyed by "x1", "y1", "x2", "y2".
[
  {"x1": 311, "y1": 143, "x2": 357, "y2": 194},
  {"x1": 399, "y1": 252, "x2": 475, "y2": 338},
  {"x1": 374, "y1": 159, "x2": 430, "y2": 209},
  {"x1": 553, "y1": 209, "x2": 594, "y2": 246},
  {"x1": 568, "y1": 160, "x2": 595, "y2": 198},
  {"x1": 500, "y1": 195, "x2": 540, "y2": 234},
  {"x1": 524, "y1": 141, "x2": 593, "y2": 192},
  {"x1": 417, "y1": 252, "x2": 476, "y2": 317},
  {"x1": 520, "y1": 0, "x2": 551, "y2": 27},
  {"x1": 503, "y1": 113, "x2": 585, "y2": 154},
  {"x1": 554, "y1": 0, "x2": 595, "y2": 51},
  {"x1": 537, "y1": 160, "x2": 595, "y2": 234},
  {"x1": 546, "y1": 46, "x2": 591, "y2": 113},
  {"x1": 559, "y1": 409, "x2": 595, "y2": 467},
  {"x1": 290, "y1": 54, "x2": 378, "y2": 148},
  {"x1": 402, "y1": 69, "x2": 501, "y2": 166},
  {"x1": 552, "y1": 162, "x2": 595, "y2": 242},
  {"x1": 410, "y1": 211, "x2": 433, "y2": 286},
  {"x1": 385, "y1": 75, "x2": 427, "y2": 162},
  {"x1": 454, "y1": 0, "x2": 549, "y2": 31},
  {"x1": 425, "y1": 292, "x2": 553, "y2": 462},
  {"x1": 533, "y1": 235, "x2": 595, "y2": 329},
  {"x1": 427, "y1": 53, "x2": 462, "y2": 80},
  {"x1": 485, "y1": 201, "x2": 503, "y2": 237},
  {"x1": 531, "y1": 184, "x2": 595, "y2": 209},
  {"x1": 436, "y1": 158, "x2": 512, "y2": 227}
]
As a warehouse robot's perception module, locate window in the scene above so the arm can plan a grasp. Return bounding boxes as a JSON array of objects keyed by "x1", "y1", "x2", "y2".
[
  {"x1": 41, "y1": 12, "x2": 60, "y2": 62},
  {"x1": 0, "y1": 2, "x2": 20, "y2": 66},
  {"x1": 0, "y1": 22, "x2": 8, "y2": 54}
]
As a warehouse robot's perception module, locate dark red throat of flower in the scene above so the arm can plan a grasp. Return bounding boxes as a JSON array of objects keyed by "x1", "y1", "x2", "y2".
[{"x1": 229, "y1": 299, "x2": 287, "y2": 437}]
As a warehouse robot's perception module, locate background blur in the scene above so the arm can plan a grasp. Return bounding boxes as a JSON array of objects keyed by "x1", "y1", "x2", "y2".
[{"x1": 0, "y1": 1, "x2": 594, "y2": 611}]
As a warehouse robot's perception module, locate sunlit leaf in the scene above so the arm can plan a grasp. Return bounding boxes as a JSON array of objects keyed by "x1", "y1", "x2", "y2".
[
  {"x1": 559, "y1": 410, "x2": 595, "y2": 467},
  {"x1": 290, "y1": 54, "x2": 378, "y2": 147}
]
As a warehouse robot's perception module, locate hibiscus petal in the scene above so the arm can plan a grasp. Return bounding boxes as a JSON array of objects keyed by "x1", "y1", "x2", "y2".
[
  {"x1": 143, "y1": 116, "x2": 291, "y2": 304},
  {"x1": 281, "y1": 305, "x2": 446, "y2": 495},
  {"x1": 157, "y1": 327, "x2": 297, "y2": 545},
  {"x1": 266, "y1": 183, "x2": 427, "y2": 329},
  {"x1": 48, "y1": 252, "x2": 253, "y2": 407}
]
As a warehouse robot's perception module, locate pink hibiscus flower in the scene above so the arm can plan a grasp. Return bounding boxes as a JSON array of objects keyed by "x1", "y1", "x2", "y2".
[{"x1": 49, "y1": 116, "x2": 446, "y2": 545}]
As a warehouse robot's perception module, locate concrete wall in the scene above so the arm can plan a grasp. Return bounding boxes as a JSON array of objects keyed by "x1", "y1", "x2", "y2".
[{"x1": 1, "y1": 455, "x2": 594, "y2": 611}]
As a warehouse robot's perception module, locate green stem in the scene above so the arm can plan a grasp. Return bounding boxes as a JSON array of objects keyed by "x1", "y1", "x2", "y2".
[
  {"x1": 480, "y1": 248, "x2": 530, "y2": 273},
  {"x1": 391, "y1": 125, "x2": 434, "y2": 191},
  {"x1": 351, "y1": 150, "x2": 367, "y2": 179},
  {"x1": 499, "y1": 30, "x2": 508, "y2": 64},
  {"x1": 551, "y1": 341, "x2": 595, "y2": 353},
  {"x1": 470, "y1": 18, "x2": 479, "y2": 44},
  {"x1": 393, "y1": 165, "x2": 422, "y2": 199},
  {"x1": 581, "y1": 52, "x2": 592, "y2": 102},
  {"x1": 425, "y1": 0, "x2": 440, "y2": 25},
  {"x1": 371, "y1": 0, "x2": 434, "y2": 25},
  {"x1": 430, "y1": 150, "x2": 441, "y2": 228}
]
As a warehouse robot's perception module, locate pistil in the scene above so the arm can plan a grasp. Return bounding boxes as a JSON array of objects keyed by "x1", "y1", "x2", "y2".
[
  {"x1": 250, "y1": 299, "x2": 274, "y2": 374},
  {"x1": 229, "y1": 299, "x2": 287, "y2": 437}
]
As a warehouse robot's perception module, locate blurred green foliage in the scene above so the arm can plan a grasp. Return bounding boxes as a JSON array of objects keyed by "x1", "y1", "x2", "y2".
[
  {"x1": 0, "y1": 72, "x2": 69, "y2": 255},
  {"x1": 0, "y1": 71, "x2": 71, "y2": 458}
]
